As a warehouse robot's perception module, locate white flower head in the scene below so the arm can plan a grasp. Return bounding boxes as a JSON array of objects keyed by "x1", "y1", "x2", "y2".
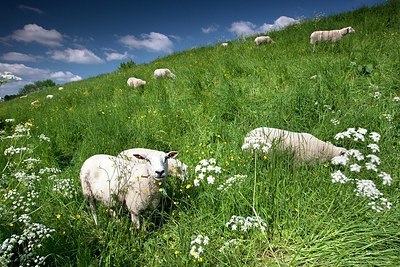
[
  {"x1": 367, "y1": 143, "x2": 380, "y2": 153},
  {"x1": 350, "y1": 164, "x2": 362, "y2": 172},
  {"x1": 369, "y1": 132, "x2": 381, "y2": 143}
]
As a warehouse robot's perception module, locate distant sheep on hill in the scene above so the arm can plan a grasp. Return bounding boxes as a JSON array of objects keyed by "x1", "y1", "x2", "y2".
[
  {"x1": 154, "y1": 68, "x2": 176, "y2": 79},
  {"x1": 310, "y1": 26, "x2": 355, "y2": 45},
  {"x1": 46, "y1": 95, "x2": 54, "y2": 99},
  {"x1": 80, "y1": 150, "x2": 178, "y2": 228},
  {"x1": 242, "y1": 127, "x2": 347, "y2": 163},
  {"x1": 221, "y1": 42, "x2": 228, "y2": 47},
  {"x1": 127, "y1": 77, "x2": 146, "y2": 88},
  {"x1": 254, "y1": 36, "x2": 274, "y2": 46}
]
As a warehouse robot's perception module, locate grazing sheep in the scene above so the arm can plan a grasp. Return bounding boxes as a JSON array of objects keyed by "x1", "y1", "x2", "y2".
[
  {"x1": 46, "y1": 95, "x2": 54, "y2": 99},
  {"x1": 58, "y1": 87, "x2": 64, "y2": 90},
  {"x1": 254, "y1": 36, "x2": 274, "y2": 46},
  {"x1": 80, "y1": 150, "x2": 178, "y2": 228},
  {"x1": 221, "y1": 42, "x2": 228, "y2": 47},
  {"x1": 30, "y1": 100, "x2": 39, "y2": 105},
  {"x1": 119, "y1": 148, "x2": 188, "y2": 180},
  {"x1": 127, "y1": 77, "x2": 146, "y2": 88},
  {"x1": 243, "y1": 127, "x2": 346, "y2": 163},
  {"x1": 154, "y1": 68, "x2": 176, "y2": 79},
  {"x1": 310, "y1": 26, "x2": 355, "y2": 45}
]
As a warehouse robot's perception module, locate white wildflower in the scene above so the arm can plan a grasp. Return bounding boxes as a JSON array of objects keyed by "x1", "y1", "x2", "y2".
[
  {"x1": 365, "y1": 162, "x2": 378, "y2": 172},
  {"x1": 369, "y1": 132, "x2": 381, "y2": 143},
  {"x1": 331, "y1": 155, "x2": 349, "y2": 165},
  {"x1": 330, "y1": 119, "x2": 340, "y2": 125},
  {"x1": 331, "y1": 170, "x2": 351, "y2": 184},
  {"x1": 378, "y1": 172, "x2": 392, "y2": 186},
  {"x1": 350, "y1": 164, "x2": 362, "y2": 172},
  {"x1": 367, "y1": 144, "x2": 380, "y2": 153}
]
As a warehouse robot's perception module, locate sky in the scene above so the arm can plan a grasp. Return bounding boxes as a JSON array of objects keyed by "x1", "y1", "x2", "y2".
[{"x1": 0, "y1": 0, "x2": 386, "y2": 97}]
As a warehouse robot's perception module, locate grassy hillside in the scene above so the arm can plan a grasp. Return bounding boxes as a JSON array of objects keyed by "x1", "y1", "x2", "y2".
[{"x1": 1, "y1": 1, "x2": 399, "y2": 266}]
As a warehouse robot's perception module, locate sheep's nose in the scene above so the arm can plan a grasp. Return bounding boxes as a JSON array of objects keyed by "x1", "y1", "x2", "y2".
[{"x1": 155, "y1": 170, "x2": 165, "y2": 177}]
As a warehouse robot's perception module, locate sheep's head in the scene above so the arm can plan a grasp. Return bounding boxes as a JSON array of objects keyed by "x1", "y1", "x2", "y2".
[
  {"x1": 132, "y1": 151, "x2": 179, "y2": 181},
  {"x1": 346, "y1": 26, "x2": 355, "y2": 34}
]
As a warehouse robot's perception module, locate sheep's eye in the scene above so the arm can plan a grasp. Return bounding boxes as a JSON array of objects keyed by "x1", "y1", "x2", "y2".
[{"x1": 133, "y1": 154, "x2": 146, "y2": 160}]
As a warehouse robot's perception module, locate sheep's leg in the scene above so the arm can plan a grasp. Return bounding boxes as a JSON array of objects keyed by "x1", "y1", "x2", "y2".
[
  {"x1": 130, "y1": 212, "x2": 140, "y2": 229},
  {"x1": 87, "y1": 196, "x2": 98, "y2": 226}
]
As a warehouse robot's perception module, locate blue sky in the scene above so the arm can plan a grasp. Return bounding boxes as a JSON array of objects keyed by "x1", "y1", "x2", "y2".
[{"x1": 0, "y1": 0, "x2": 385, "y2": 97}]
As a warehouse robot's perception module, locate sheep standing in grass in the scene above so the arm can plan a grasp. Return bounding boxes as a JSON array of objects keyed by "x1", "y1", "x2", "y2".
[
  {"x1": 119, "y1": 148, "x2": 188, "y2": 180},
  {"x1": 243, "y1": 127, "x2": 346, "y2": 163},
  {"x1": 127, "y1": 77, "x2": 146, "y2": 88},
  {"x1": 80, "y1": 150, "x2": 178, "y2": 228},
  {"x1": 154, "y1": 68, "x2": 176, "y2": 79},
  {"x1": 310, "y1": 26, "x2": 355, "y2": 45},
  {"x1": 254, "y1": 36, "x2": 274, "y2": 46},
  {"x1": 221, "y1": 42, "x2": 228, "y2": 47},
  {"x1": 46, "y1": 95, "x2": 54, "y2": 99}
]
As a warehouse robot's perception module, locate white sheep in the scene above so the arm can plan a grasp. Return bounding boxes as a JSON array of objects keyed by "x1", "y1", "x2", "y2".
[
  {"x1": 221, "y1": 42, "x2": 228, "y2": 47},
  {"x1": 58, "y1": 87, "x2": 64, "y2": 90},
  {"x1": 80, "y1": 150, "x2": 178, "y2": 228},
  {"x1": 242, "y1": 127, "x2": 346, "y2": 163},
  {"x1": 127, "y1": 77, "x2": 146, "y2": 88},
  {"x1": 46, "y1": 95, "x2": 54, "y2": 99},
  {"x1": 119, "y1": 148, "x2": 188, "y2": 180},
  {"x1": 310, "y1": 26, "x2": 355, "y2": 45},
  {"x1": 154, "y1": 68, "x2": 176, "y2": 79},
  {"x1": 254, "y1": 36, "x2": 274, "y2": 46},
  {"x1": 30, "y1": 100, "x2": 39, "y2": 105}
]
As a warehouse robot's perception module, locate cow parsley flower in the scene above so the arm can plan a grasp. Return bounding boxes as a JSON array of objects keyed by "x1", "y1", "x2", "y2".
[
  {"x1": 369, "y1": 132, "x2": 381, "y2": 143},
  {"x1": 331, "y1": 170, "x2": 351, "y2": 184},
  {"x1": 331, "y1": 155, "x2": 349, "y2": 165},
  {"x1": 225, "y1": 215, "x2": 267, "y2": 233},
  {"x1": 350, "y1": 163, "x2": 362, "y2": 172},
  {"x1": 194, "y1": 158, "x2": 222, "y2": 186},
  {"x1": 367, "y1": 144, "x2": 380, "y2": 153},
  {"x1": 378, "y1": 172, "x2": 392, "y2": 186},
  {"x1": 189, "y1": 235, "x2": 209, "y2": 261}
]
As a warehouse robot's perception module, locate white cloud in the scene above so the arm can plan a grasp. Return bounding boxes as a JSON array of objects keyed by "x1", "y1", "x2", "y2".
[
  {"x1": 11, "y1": 24, "x2": 63, "y2": 47},
  {"x1": 1, "y1": 52, "x2": 37, "y2": 62},
  {"x1": 49, "y1": 48, "x2": 104, "y2": 64},
  {"x1": 202, "y1": 24, "x2": 218, "y2": 34},
  {"x1": 229, "y1": 16, "x2": 299, "y2": 37},
  {"x1": 18, "y1": 5, "x2": 44, "y2": 14},
  {"x1": 0, "y1": 63, "x2": 81, "y2": 96},
  {"x1": 259, "y1": 16, "x2": 299, "y2": 32},
  {"x1": 105, "y1": 51, "x2": 130, "y2": 61},
  {"x1": 229, "y1": 21, "x2": 257, "y2": 37},
  {"x1": 118, "y1": 32, "x2": 174, "y2": 53}
]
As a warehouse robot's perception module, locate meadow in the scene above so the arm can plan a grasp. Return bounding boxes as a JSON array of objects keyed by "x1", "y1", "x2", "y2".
[{"x1": 0, "y1": 1, "x2": 399, "y2": 266}]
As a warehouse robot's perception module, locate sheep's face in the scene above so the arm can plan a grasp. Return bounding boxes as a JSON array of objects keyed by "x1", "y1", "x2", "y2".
[
  {"x1": 347, "y1": 27, "x2": 355, "y2": 34},
  {"x1": 133, "y1": 151, "x2": 178, "y2": 181}
]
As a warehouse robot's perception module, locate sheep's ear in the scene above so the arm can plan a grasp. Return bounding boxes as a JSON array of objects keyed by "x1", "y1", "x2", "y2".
[
  {"x1": 133, "y1": 154, "x2": 146, "y2": 160},
  {"x1": 167, "y1": 151, "x2": 178, "y2": 159}
]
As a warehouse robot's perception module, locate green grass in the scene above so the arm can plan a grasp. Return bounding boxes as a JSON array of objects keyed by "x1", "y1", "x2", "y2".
[{"x1": 1, "y1": 1, "x2": 400, "y2": 266}]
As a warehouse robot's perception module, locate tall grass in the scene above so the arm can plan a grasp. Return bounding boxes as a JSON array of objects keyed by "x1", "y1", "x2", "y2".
[{"x1": 1, "y1": 1, "x2": 399, "y2": 266}]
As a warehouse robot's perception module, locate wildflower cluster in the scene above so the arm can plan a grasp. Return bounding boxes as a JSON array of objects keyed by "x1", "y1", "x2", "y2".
[
  {"x1": 217, "y1": 175, "x2": 247, "y2": 191},
  {"x1": 331, "y1": 128, "x2": 393, "y2": 212},
  {"x1": 0, "y1": 119, "x2": 67, "y2": 264},
  {"x1": 194, "y1": 158, "x2": 222, "y2": 186},
  {"x1": 241, "y1": 137, "x2": 272, "y2": 154},
  {"x1": 0, "y1": 215, "x2": 55, "y2": 266},
  {"x1": 48, "y1": 175, "x2": 76, "y2": 199},
  {"x1": 189, "y1": 234, "x2": 209, "y2": 262},
  {"x1": 225, "y1": 215, "x2": 267, "y2": 233}
]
